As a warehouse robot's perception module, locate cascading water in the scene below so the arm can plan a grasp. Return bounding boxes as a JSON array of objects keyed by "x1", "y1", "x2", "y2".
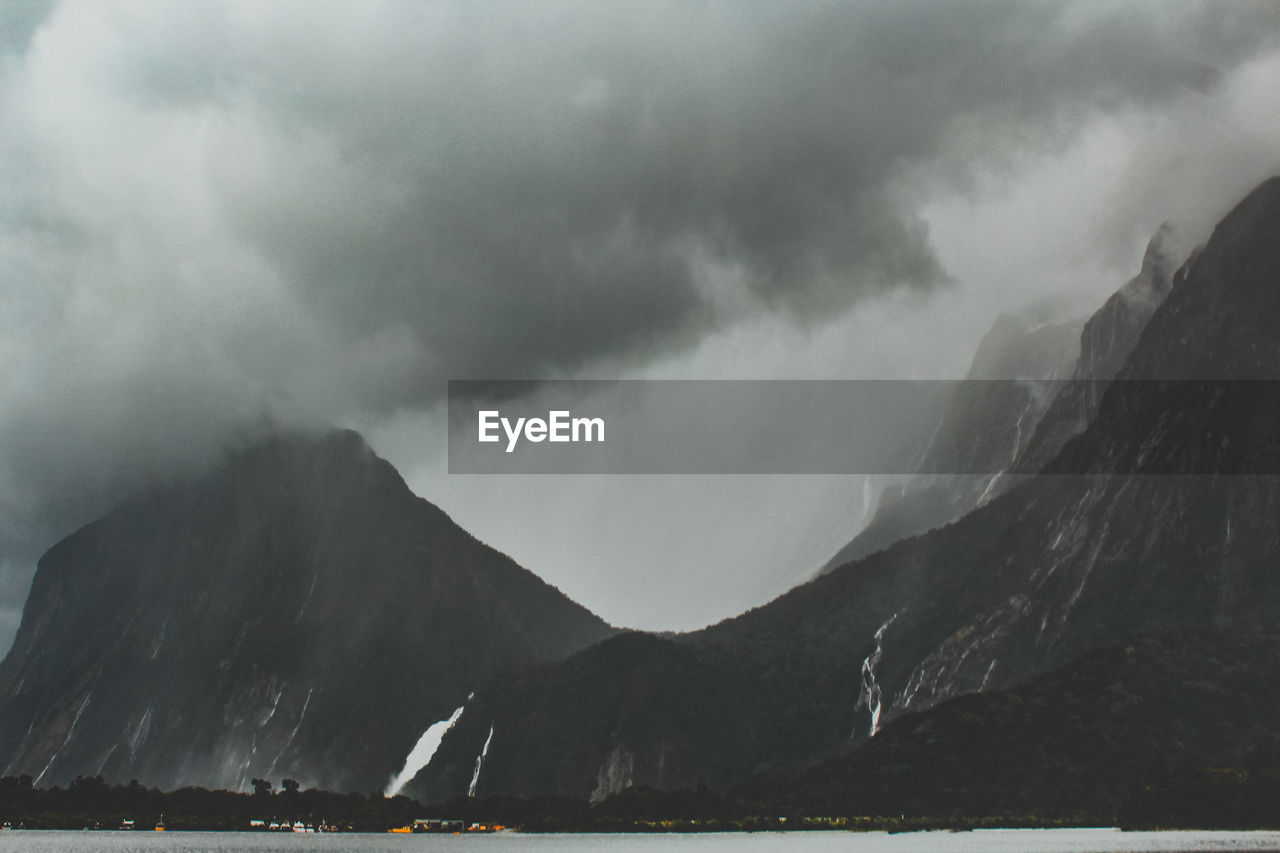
[
  {"x1": 385, "y1": 702, "x2": 468, "y2": 796},
  {"x1": 855, "y1": 614, "x2": 897, "y2": 737},
  {"x1": 468, "y1": 724, "x2": 494, "y2": 797}
]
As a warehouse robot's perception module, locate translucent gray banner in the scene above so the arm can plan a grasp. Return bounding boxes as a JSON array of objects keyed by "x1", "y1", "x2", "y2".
[{"x1": 446, "y1": 380, "x2": 1280, "y2": 475}]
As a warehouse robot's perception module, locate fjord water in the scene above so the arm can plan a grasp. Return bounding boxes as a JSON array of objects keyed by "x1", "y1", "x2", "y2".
[{"x1": 2, "y1": 831, "x2": 1280, "y2": 852}]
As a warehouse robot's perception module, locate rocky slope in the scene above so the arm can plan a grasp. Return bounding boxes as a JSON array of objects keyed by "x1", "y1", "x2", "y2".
[
  {"x1": 0, "y1": 430, "x2": 614, "y2": 793},
  {"x1": 821, "y1": 310, "x2": 1081, "y2": 571},
  {"x1": 824, "y1": 220, "x2": 1191, "y2": 573},
  {"x1": 1010, "y1": 221, "x2": 1190, "y2": 474},
  {"x1": 750, "y1": 629, "x2": 1280, "y2": 818},
  {"x1": 409, "y1": 176, "x2": 1280, "y2": 804}
]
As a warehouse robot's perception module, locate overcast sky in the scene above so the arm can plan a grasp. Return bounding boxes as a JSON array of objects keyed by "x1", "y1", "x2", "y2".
[{"x1": 1, "y1": 0, "x2": 1279, "y2": 642}]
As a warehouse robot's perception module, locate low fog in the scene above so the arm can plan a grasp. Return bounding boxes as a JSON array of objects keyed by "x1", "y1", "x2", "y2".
[{"x1": 2, "y1": 0, "x2": 1279, "y2": 642}]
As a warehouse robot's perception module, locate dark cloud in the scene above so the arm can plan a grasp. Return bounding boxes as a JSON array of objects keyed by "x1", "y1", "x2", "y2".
[
  {"x1": 138, "y1": 0, "x2": 1274, "y2": 400},
  {"x1": 0, "y1": 0, "x2": 1278, "y2": 640},
  {"x1": 16, "y1": 1, "x2": 1280, "y2": 400}
]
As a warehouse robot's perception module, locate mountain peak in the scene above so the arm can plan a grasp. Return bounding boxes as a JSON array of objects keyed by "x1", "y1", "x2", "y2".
[
  {"x1": 221, "y1": 428, "x2": 391, "y2": 485},
  {"x1": 1131, "y1": 221, "x2": 1192, "y2": 304},
  {"x1": 0, "y1": 427, "x2": 614, "y2": 793},
  {"x1": 1114, "y1": 175, "x2": 1280, "y2": 381}
]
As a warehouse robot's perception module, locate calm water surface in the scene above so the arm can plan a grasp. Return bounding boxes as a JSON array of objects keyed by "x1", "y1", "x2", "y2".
[{"x1": 0, "y1": 830, "x2": 1279, "y2": 853}]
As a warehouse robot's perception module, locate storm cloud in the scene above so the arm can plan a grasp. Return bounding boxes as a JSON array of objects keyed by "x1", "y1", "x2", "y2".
[{"x1": 1, "y1": 0, "x2": 1279, "y2": 638}]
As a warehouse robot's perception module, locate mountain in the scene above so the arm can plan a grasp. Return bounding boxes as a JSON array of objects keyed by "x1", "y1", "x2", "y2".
[
  {"x1": 751, "y1": 628, "x2": 1280, "y2": 819},
  {"x1": 822, "y1": 220, "x2": 1191, "y2": 574},
  {"x1": 1009, "y1": 221, "x2": 1189, "y2": 475},
  {"x1": 408, "y1": 176, "x2": 1280, "y2": 806},
  {"x1": 0, "y1": 429, "x2": 614, "y2": 793},
  {"x1": 820, "y1": 309, "x2": 1081, "y2": 572}
]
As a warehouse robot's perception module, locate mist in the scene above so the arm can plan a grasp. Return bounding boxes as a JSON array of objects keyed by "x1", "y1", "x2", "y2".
[{"x1": 2, "y1": 0, "x2": 1279, "y2": 642}]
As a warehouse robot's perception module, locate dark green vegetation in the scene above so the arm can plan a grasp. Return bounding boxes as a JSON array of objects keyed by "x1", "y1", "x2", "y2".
[
  {"x1": 422, "y1": 629, "x2": 1280, "y2": 827},
  {"x1": 0, "y1": 774, "x2": 422, "y2": 831},
  {"x1": 749, "y1": 629, "x2": 1280, "y2": 821},
  {"x1": 412, "y1": 628, "x2": 867, "y2": 802},
  {"x1": 8, "y1": 624, "x2": 1280, "y2": 834},
  {"x1": 417, "y1": 627, "x2": 1280, "y2": 829},
  {"x1": 1118, "y1": 751, "x2": 1280, "y2": 830},
  {"x1": 0, "y1": 775, "x2": 1107, "y2": 833},
  {"x1": 435, "y1": 787, "x2": 1076, "y2": 833}
]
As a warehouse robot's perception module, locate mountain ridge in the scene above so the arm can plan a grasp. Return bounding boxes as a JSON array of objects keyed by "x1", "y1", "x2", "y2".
[
  {"x1": 0, "y1": 428, "x2": 615, "y2": 793},
  {"x1": 408, "y1": 174, "x2": 1280, "y2": 804},
  {"x1": 6, "y1": 176, "x2": 1280, "y2": 810}
]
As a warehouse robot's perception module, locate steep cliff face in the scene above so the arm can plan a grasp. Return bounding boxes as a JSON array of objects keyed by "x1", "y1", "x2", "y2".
[
  {"x1": 1011, "y1": 222, "x2": 1189, "y2": 475},
  {"x1": 821, "y1": 311, "x2": 1081, "y2": 571},
  {"x1": 756, "y1": 629, "x2": 1280, "y2": 817},
  {"x1": 0, "y1": 429, "x2": 614, "y2": 793},
  {"x1": 410, "y1": 176, "x2": 1280, "y2": 802},
  {"x1": 824, "y1": 221, "x2": 1190, "y2": 574},
  {"x1": 751, "y1": 176, "x2": 1280, "y2": 729}
]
